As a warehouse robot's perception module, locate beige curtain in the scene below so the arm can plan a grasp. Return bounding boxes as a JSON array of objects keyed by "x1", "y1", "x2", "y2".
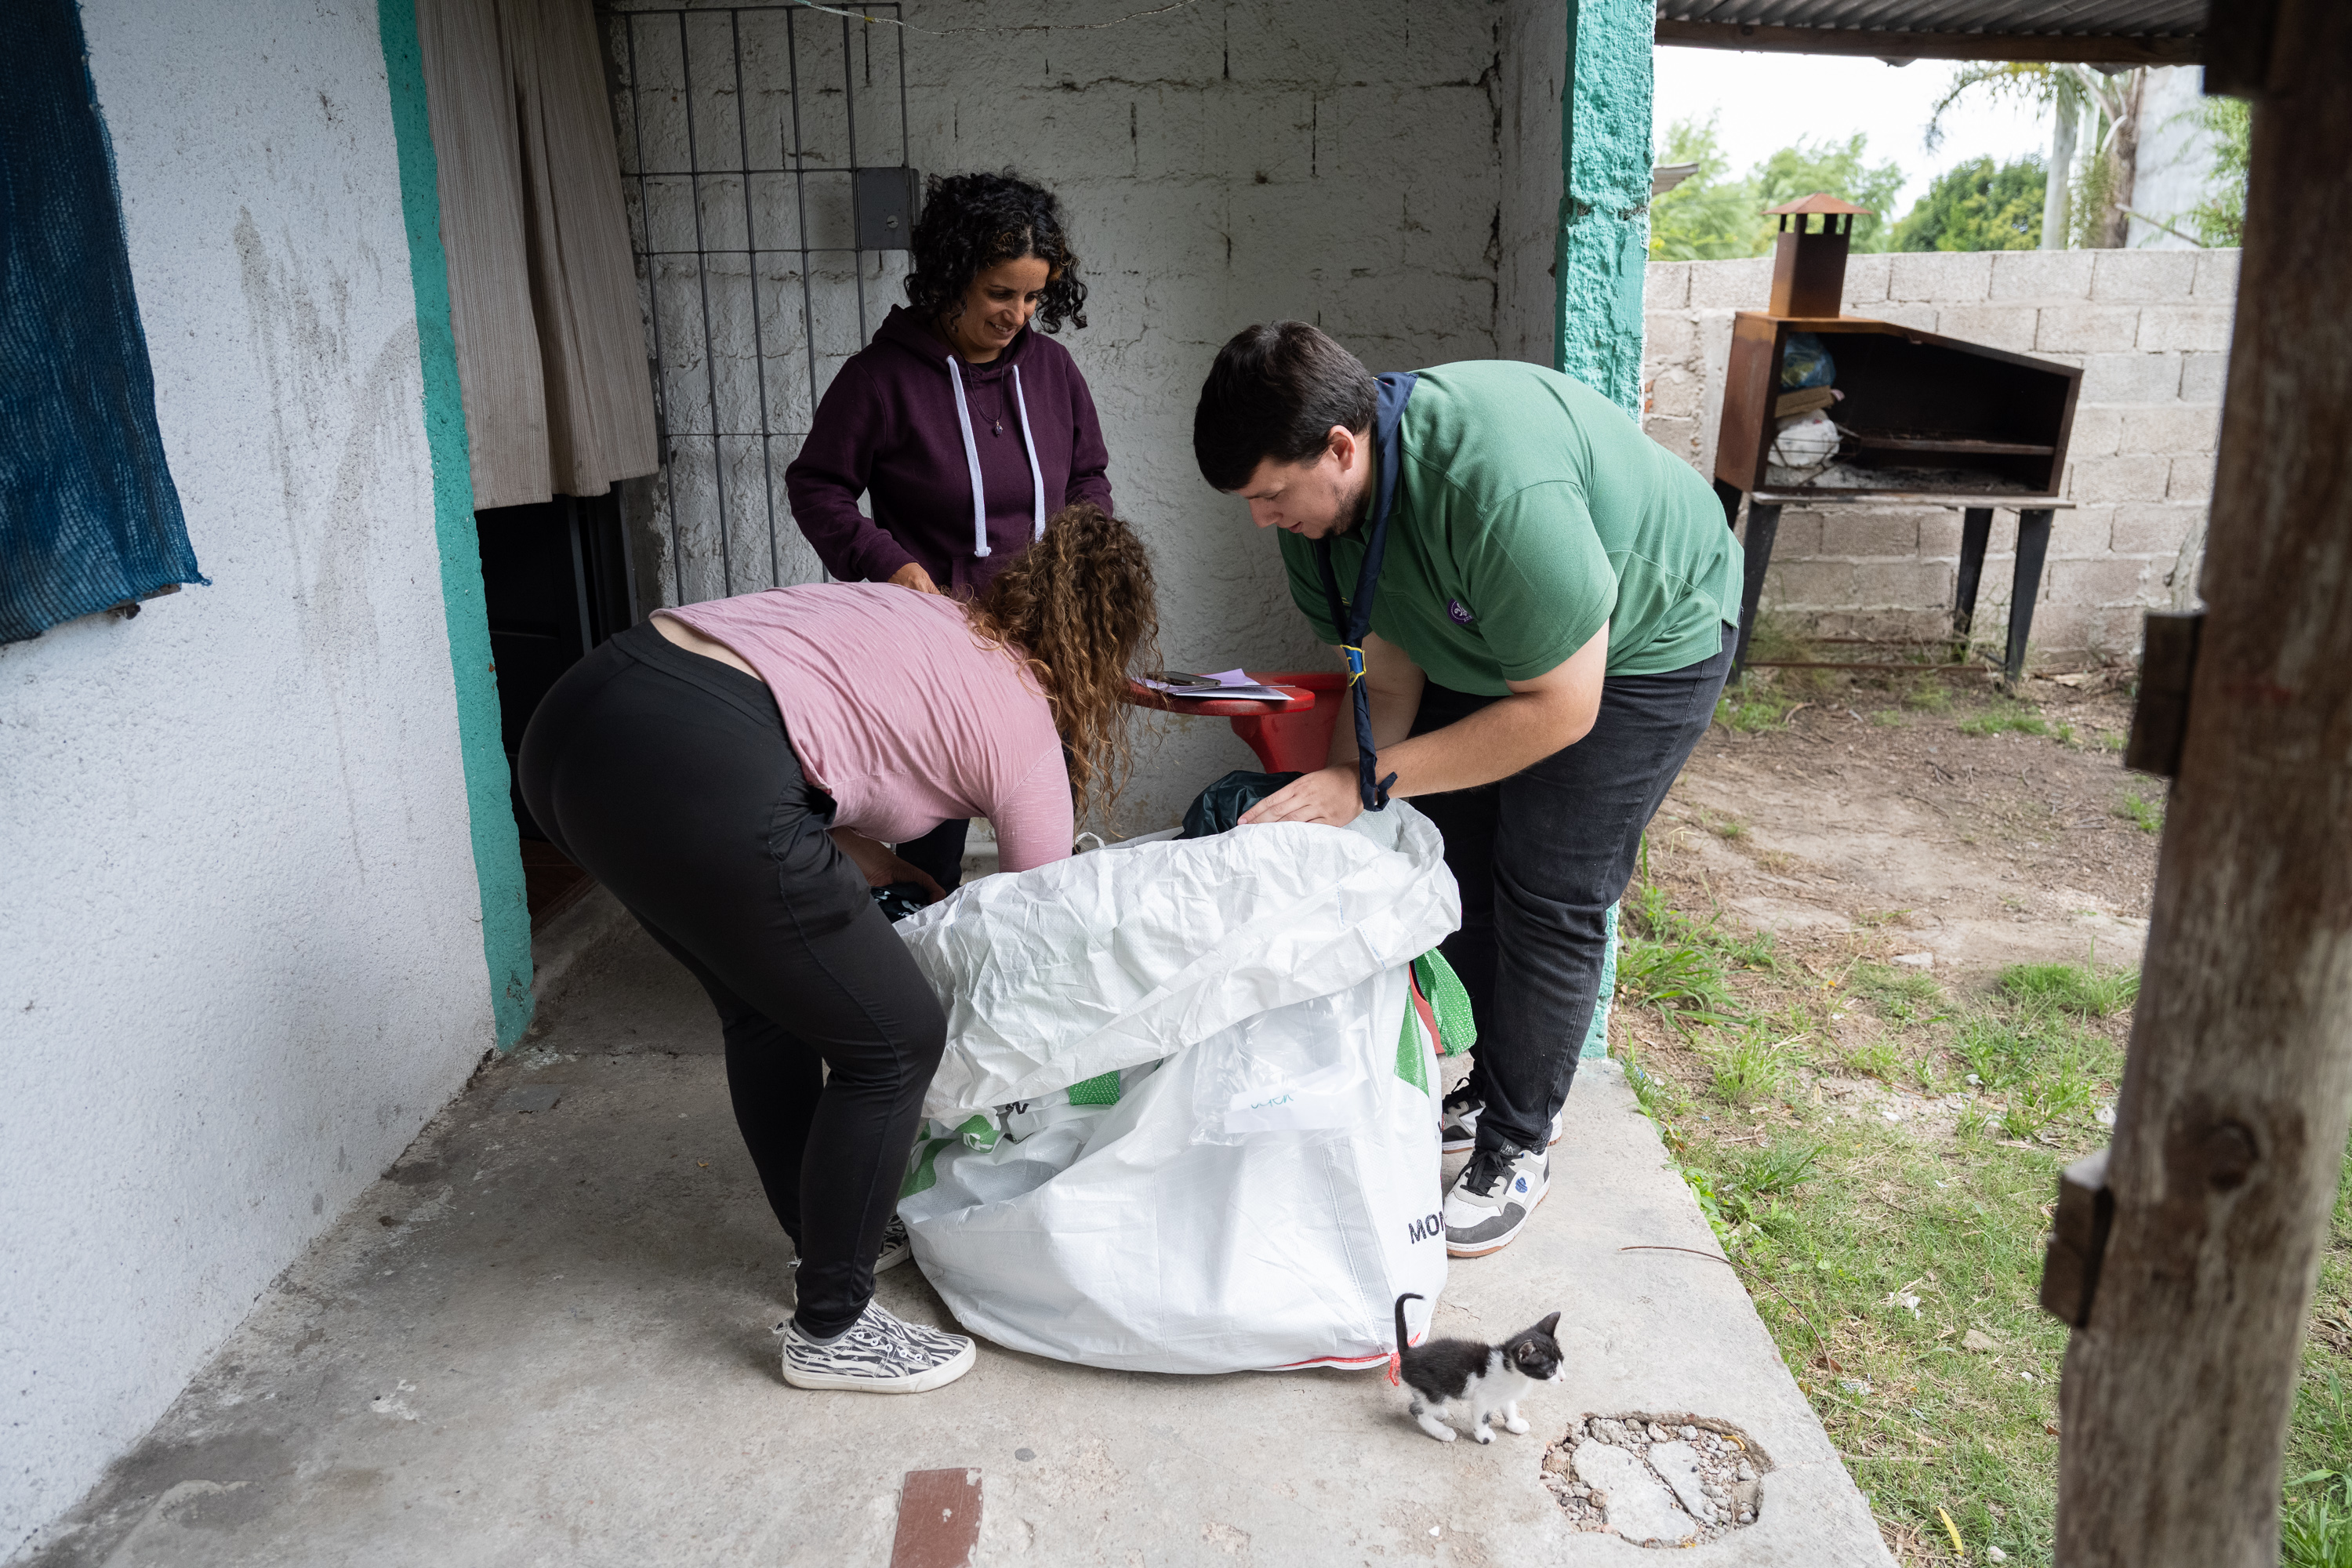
[{"x1": 416, "y1": 0, "x2": 658, "y2": 510}]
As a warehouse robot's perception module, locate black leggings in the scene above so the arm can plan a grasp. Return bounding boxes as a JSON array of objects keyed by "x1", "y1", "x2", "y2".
[{"x1": 518, "y1": 622, "x2": 946, "y2": 1337}]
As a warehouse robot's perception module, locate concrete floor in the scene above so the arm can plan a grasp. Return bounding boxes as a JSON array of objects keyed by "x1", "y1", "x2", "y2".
[{"x1": 17, "y1": 891, "x2": 1892, "y2": 1567}]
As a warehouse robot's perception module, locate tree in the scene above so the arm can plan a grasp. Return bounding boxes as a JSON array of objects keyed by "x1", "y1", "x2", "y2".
[
  {"x1": 1648, "y1": 116, "x2": 1906, "y2": 261},
  {"x1": 1748, "y1": 135, "x2": 1907, "y2": 252},
  {"x1": 1648, "y1": 118, "x2": 1768, "y2": 262},
  {"x1": 1927, "y1": 62, "x2": 2144, "y2": 249},
  {"x1": 1891, "y1": 155, "x2": 2046, "y2": 251},
  {"x1": 2187, "y1": 96, "x2": 2252, "y2": 246}
]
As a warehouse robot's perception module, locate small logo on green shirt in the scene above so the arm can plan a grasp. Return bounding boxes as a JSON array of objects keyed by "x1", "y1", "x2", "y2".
[{"x1": 1446, "y1": 598, "x2": 1475, "y2": 625}]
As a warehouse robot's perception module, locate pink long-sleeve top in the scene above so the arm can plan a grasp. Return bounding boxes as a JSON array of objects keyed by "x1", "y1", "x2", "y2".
[{"x1": 656, "y1": 584, "x2": 1074, "y2": 873}]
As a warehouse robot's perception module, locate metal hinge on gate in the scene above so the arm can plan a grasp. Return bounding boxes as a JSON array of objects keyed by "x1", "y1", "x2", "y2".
[
  {"x1": 2125, "y1": 610, "x2": 2205, "y2": 780},
  {"x1": 2038, "y1": 1147, "x2": 2114, "y2": 1329}
]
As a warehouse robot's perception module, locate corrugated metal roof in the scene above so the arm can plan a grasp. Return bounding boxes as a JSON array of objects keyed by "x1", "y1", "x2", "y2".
[
  {"x1": 1656, "y1": 1, "x2": 2204, "y2": 63},
  {"x1": 1656, "y1": 1, "x2": 2202, "y2": 36}
]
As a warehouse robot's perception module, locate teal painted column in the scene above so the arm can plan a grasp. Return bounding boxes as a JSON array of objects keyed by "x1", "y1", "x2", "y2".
[
  {"x1": 1555, "y1": 0, "x2": 1654, "y2": 411},
  {"x1": 1559, "y1": 0, "x2": 1653, "y2": 1061},
  {"x1": 377, "y1": 0, "x2": 535, "y2": 1048}
]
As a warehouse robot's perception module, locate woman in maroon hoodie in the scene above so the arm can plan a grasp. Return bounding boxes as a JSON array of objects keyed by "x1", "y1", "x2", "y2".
[{"x1": 786, "y1": 170, "x2": 1112, "y2": 896}]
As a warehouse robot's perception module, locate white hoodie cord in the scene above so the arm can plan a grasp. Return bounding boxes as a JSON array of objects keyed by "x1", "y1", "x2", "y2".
[
  {"x1": 1009, "y1": 365, "x2": 1048, "y2": 543},
  {"x1": 946, "y1": 354, "x2": 1050, "y2": 557},
  {"x1": 945, "y1": 355, "x2": 990, "y2": 558}
]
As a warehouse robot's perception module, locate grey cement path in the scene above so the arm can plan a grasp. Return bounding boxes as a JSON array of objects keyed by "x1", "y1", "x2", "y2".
[{"x1": 16, "y1": 895, "x2": 1891, "y2": 1567}]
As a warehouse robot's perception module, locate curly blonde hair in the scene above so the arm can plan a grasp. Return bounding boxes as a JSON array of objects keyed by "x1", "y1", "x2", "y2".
[{"x1": 964, "y1": 503, "x2": 1160, "y2": 828}]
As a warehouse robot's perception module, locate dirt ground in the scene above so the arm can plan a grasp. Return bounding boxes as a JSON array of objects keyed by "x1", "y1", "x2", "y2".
[
  {"x1": 1607, "y1": 667, "x2": 2173, "y2": 1563},
  {"x1": 1656, "y1": 670, "x2": 2161, "y2": 990}
]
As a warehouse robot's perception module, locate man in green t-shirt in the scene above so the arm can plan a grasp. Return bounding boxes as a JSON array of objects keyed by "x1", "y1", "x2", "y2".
[{"x1": 1192, "y1": 321, "x2": 1742, "y2": 1260}]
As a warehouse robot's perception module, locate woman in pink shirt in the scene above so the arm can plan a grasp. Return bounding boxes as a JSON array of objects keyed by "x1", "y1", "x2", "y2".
[{"x1": 518, "y1": 504, "x2": 1157, "y2": 1395}]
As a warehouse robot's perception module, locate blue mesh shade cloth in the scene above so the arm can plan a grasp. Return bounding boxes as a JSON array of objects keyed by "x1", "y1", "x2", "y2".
[{"x1": 1, "y1": 0, "x2": 202, "y2": 645}]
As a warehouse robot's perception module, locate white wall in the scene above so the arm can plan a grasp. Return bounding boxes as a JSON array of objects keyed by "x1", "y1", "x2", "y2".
[
  {"x1": 610, "y1": 0, "x2": 1514, "y2": 829},
  {"x1": 1642, "y1": 247, "x2": 2234, "y2": 664},
  {"x1": 2128, "y1": 65, "x2": 2223, "y2": 251},
  {"x1": 0, "y1": 2, "x2": 494, "y2": 1548}
]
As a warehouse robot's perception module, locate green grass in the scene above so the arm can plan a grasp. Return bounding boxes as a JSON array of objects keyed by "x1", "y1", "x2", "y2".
[
  {"x1": 2000, "y1": 1065, "x2": 2097, "y2": 1141},
  {"x1": 2288, "y1": 1157, "x2": 2352, "y2": 1566},
  {"x1": 1700, "y1": 1024, "x2": 1802, "y2": 1105},
  {"x1": 2115, "y1": 786, "x2": 2166, "y2": 835},
  {"x1": 1960, "y1": 702, "x2": 2053, "y2": 738},
  {"x1": 1684, "y1": 1138, "x2": 1825, "y2": 1238},
  {"x1": 1606, "y1": 871, "x2": 2188, "y2": 1561},
  {"x1": 2283, "y1": 1490, "x2": 2352, "y2": 1568},
  {"x1": 1681, "y1": 1117, "x2": 2081, "y2": 1560},
  {"x1": 1843, "y1": 1033, "x2": 1907, "y2": 1084},
  {"x1": 1610, "y1": 890, "x2": 2352, "y2": 1561},
  {"x1": 1617, "y1": 938, "x2": 1743, "y2": 1033},
  {"x1": 2287, "y1": 1444, "x2": 2352, "y2": 1566},
  {"x1": 1736, "y1": 1137, "x2": 1827, "y2": 1199},
  {"x1": 1718, "y1": 678, "x2": 1801, "y2": 733},
  {"x1": 1852, "y1": 962, "x2": 1950, "y2": 1030},
  {"x1": 1951, "y1": 1007, "x2": 2121, "y2": 1120},
  {"x1": 1718, "y1": 925, "x2": 1784, "y2": 975},
  {"x1": 1903, "y1": 681, "x2": 1955, "y2": 715},
  {"x1": 1997, "y1": 962, "x2": 2140, "y2": 1019}
]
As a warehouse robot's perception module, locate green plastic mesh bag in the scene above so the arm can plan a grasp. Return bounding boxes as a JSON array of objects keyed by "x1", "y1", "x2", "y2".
[{"x1": 1410, "y1": 949, "x2": 1478, "y2": 1056}]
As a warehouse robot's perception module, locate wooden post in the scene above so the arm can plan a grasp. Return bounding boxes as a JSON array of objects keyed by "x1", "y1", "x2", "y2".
[{"x1": 2053, "y1": 2, "x2": 2352, "y2": 1562}]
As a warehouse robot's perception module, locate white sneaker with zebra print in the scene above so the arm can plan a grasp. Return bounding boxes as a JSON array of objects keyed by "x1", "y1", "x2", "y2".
[
  {"x1": 778, "y1": 1301, "x2": 976, "y2": 1394},
  {"x1": 874, "y1": 1213, "x2": 914, "y2": 1273}
]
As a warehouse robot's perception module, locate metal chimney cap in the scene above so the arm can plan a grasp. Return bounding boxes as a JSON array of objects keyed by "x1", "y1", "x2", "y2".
[{"x1": 1764, "y1": 192, "x2": 1877, "y2": 217}]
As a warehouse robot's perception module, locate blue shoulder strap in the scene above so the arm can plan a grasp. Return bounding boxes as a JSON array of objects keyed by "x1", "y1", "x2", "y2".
[{"x1": 1313, "y1": 371, "x2": 1417, "y2": 812}]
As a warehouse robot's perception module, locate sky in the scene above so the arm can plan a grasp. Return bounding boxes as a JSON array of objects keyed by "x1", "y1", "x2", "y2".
[{"x1": 1652, "y1": 47, "x2": 2056, "y2": 218}]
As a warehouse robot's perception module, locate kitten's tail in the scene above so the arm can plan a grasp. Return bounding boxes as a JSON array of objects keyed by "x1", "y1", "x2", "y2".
[{"x1": 1394, "y1": 1292, "x2": 1423, "y2": 1354}]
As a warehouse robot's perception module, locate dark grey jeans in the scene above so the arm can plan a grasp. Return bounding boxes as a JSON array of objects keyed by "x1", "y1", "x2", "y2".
[{"x1": 1407, "y1": 625, "x2": 1734, "y2": 1156}]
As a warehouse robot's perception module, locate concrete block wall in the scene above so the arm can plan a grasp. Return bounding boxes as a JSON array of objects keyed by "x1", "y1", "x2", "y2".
[
  {"x1": 1495, "y1": 0, "x2": 1565, "y2": 368},
  {"x1": 1644, "y1": 247, "x2": 2236, "y2": 666}
]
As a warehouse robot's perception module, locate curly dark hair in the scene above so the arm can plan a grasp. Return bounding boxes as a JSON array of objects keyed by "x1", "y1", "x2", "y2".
[
  {"x1": 905, "y1": 170, "x2": 1088, "y2": 335},
  {"x1": 964, "y1": 503, "x2": 1158, "y2": 829}
]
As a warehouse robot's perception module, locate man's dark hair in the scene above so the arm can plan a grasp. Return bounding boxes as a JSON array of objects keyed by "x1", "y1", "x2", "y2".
[
  {"x1": 905, "y1": 169, "x2": 1087, "y2": 334},
  {"x1": 1192, "y1": 322, "x2": 1377, "y2": 490}
]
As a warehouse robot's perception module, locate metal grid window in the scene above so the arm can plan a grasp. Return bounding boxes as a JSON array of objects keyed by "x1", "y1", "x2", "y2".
[{"x1": 601, "y1": 2, "x2": 912, "y2": 604}]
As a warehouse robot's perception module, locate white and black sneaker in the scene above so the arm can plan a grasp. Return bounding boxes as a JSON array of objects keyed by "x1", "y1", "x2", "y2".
[
  {"x1": 874, "y1": 1213, "x2": 913, "y2": 1273},
  {"x1": 777, "y1": 1301, "x2": 976, "y2": 1394},
  {"x1": 1443, "y1": 1144, "x2": 1550, "y2": 1258},
  {"x1": 1439, "y1": 1091, "x2": 1563, "y2": 1155}
]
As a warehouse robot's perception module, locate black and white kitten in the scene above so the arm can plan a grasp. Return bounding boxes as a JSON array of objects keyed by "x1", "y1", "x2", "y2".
[{"x1": 1393, "y1": 1292, "x2": 1565, "y2": 1444}]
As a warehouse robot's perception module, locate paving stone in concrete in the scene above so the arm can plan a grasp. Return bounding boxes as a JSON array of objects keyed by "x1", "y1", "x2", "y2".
[
  {"x1": 1646, "y1": 1439, "x2": 1719, "y2": 1523},
  {"x1": 1573, "y1": 1440, "x2": 1697, "y2": 1545},
  {"x1": 13, "y1": 919, "x2": 1892, "y2": 1567}
]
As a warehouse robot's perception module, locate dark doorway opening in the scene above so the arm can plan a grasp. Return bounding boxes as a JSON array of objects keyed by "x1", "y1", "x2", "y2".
[{"x1": 477, "y1": 492, "x2": 635, "y2": 926}]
